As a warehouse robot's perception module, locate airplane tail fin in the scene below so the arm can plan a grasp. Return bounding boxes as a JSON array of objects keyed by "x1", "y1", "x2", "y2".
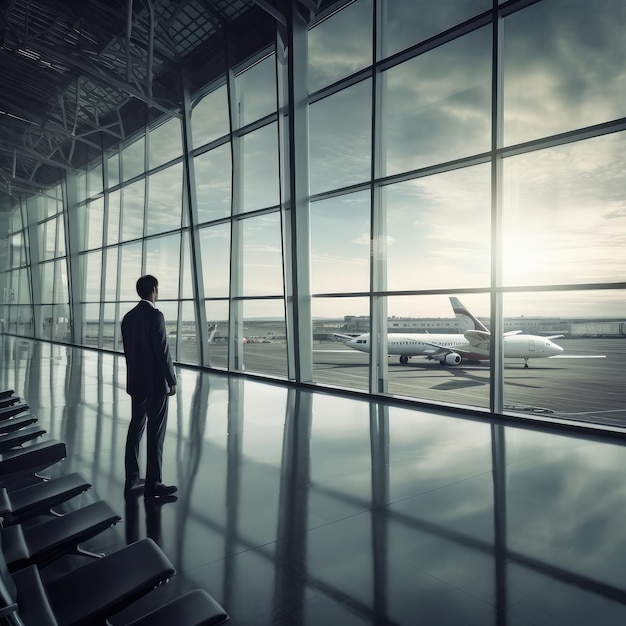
[
  {"x1": 208, "y1": 323, "x2": 218, "y2": 342},
  {"x1": 450, "y1": 297, "x2": 490, "y2": 333}
]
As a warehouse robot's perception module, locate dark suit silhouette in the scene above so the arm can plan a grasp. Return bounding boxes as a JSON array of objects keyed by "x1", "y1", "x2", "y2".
[{"x1": 121, "y1": 299, "x2": 177, "y2": 491}]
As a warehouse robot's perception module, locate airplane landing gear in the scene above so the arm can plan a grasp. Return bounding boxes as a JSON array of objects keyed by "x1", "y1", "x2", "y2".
[
  {"x1": 524, "y1": 358, "x2": 529, "y2": 369},
  {"x1": 399, "y1": 355, "x2": 408, "y2": 365}
]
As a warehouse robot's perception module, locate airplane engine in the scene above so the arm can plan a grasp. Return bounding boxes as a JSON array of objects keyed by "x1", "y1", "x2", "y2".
[{"x1": 443, "y1": 352, "x2": 462, "y2": 366}]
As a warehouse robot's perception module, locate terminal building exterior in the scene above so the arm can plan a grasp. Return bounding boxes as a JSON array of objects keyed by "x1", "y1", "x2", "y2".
[{"x1": 1, "y1": 2, "x2": 626, "y2": 624}]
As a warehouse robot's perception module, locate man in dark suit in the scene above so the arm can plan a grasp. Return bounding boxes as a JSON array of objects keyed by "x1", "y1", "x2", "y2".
[{"x1": 121, "y1": 275, "x2": 177, "y2": 498}]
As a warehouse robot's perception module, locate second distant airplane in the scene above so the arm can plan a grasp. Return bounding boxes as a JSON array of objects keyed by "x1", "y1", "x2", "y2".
[{"x1": 334, "y1": 297, "x2": 564, "y2": 368}]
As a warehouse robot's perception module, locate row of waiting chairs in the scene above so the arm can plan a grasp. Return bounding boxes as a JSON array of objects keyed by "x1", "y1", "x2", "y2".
[{"x1": 0, "y1": 388, "x2": 229, "y2": 626}]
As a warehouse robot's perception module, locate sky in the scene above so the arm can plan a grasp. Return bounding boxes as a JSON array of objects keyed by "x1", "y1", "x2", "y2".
[{"x1": 302, "y1": 0, "x2": 626, "y2": 319}]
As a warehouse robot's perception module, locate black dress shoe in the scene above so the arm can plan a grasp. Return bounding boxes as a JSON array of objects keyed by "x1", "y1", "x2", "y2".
[
  {"x1": 124, "y1": 478, "x2": 146, "y2": 494},
  {"x1": 145, "y1": 483, "x2": 177, "y2": 498}
]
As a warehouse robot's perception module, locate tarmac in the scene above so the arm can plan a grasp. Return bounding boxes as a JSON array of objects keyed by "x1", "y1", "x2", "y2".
[{"x1": 225, "y1": 338, "x2": 626, "y2": 428}]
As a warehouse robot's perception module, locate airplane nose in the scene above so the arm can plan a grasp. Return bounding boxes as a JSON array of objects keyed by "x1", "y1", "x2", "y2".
[{"x1": 553, "y1": 342, "x2": 564, "y2": 354}]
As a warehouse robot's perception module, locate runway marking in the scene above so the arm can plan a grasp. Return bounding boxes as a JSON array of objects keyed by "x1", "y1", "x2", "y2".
[
  {"x1": 555, "y1": 409, "x2": 626, "y2": 416},
  {"x1": 549, "y1": 355, "x2": 606, "y2": 359}
]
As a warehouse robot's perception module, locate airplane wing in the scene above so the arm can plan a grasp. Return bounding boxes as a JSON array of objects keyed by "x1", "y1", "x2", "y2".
[
  {"x1": 413, "y1": 338, "x2": 478, "y2": 358},
  {"x1": 463, "y1": 329, "x2": 491, "y2": 351},
  {"x1": 330, "y1": 332, "x2": 360, "y2": 341},
  {"x1": 545, "y1": 334, "x2": 565, "y2": 339}
]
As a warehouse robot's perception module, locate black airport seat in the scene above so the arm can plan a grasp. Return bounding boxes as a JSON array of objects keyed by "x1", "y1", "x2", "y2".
[
  {"x1": 0, "y1": 404, "x2": 30, "y2": 421},
  {"x1": 1, "y1": 538, "x2": 176, "y2": 626},
  {"x1": 0, "y1": 414, "x2": 38, "y2": 434},
  {"x1": 1, "y1": 499, "x2": 121, "y2": 572},
  {"x1": 0, "y1": 390, "x2": 16, "y2": 400},
  {"x1": 0, "y1": 426, "x2": 46, "y2": 454},
  {"x1": 107, "y1": 587, "x2": 229, "y2": 626},
  {"x1": 0, "y1": 396, "x2": 21, "y2": 409},
  {"x1": 0, "y1": 440, "x2": 67, "y2": 487},
  {"x1": 0, "y1": 472, "x2": 91, "y2": 526}
]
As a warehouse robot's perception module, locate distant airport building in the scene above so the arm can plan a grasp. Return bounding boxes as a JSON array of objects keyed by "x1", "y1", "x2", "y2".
[{"x1": 338, "y1": 315, "x2": 626, "y2": 338}]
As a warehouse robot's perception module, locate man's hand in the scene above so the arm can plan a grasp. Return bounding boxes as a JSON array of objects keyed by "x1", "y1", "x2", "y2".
[{"x1": 168, "y1": 384, "x2": 177, "y2": 396}]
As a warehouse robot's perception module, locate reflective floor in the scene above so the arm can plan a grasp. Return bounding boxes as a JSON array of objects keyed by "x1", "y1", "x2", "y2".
[{"x1": 3, "y1": 336, "x2": 626, "y2": 625}]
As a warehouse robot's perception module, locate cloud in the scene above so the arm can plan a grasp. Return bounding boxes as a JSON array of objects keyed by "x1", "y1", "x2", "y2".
[{"x1": 603, "y1": 207, "x2": 626, "y2": 219}]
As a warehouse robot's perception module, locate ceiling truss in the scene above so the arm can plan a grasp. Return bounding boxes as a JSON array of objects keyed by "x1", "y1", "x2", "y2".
[{"x1": 0, "y1": 0, "x2": 328, "y2": 209}]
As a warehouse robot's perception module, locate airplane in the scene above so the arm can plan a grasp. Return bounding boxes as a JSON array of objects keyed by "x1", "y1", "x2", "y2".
[{"x1": 333, "y1": 297, "x2": 564, "y2": 368}]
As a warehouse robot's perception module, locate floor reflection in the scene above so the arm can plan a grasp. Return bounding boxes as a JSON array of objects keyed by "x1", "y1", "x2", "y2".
[{"x1": 3, "y1": 335, "x2": 626, "y2": 625}]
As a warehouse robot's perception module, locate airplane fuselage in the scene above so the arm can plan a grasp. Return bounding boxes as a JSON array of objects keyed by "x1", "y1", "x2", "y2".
[{"x1": 346, "y1": 332, "x2": 563, "y2": 364}]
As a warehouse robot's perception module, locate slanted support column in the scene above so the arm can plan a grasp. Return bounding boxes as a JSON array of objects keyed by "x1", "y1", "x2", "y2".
[
  {"x1": 278, "y1": 3, "x2": 312, "y2": 383},
  {"x1": 63, "y1": 173, "x2": 83, "y2": 345},
  {"x1": 369, "y1": 0, "x2": 387, "y2": 394},
  {"x1": 180, "y1": 73, "x2": 209, "y2": 365},
  {"x1": 490, "y1": 9, "x2": 505, "y2": 414}
]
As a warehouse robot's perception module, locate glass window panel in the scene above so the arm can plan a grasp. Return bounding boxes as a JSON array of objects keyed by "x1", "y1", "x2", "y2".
[
  {"x1": 308, "y1": 0, "x2": 373, "y2": 93},
  {"x1": 122, "y1": 135, "x2": 145, "y2": 181},
  {"x1": 9, "y1": 232, "x2": 25, "y2": 268},
  {"x1": 146, "y1": 234, "x2": 181, "y2": 299},
  {"x1": 87, "y1": 198, "x2": 104, "y2": 250},
  {"x1": 39, "y1": 304, "x2": 53, "y2": 341},
  {"x1": 154, "y1": 300, "x2": 179, "y2": 361},
  {"x1": 102, "y1": 303, "x2": 117, "y2": 350},
  {"x1": 10, "y1": 304, "x2": 33, "y2": 336},
  {"x1": 80, "y1": 251, "x2": 102, "y2": 302},
  {"x1": 309, "y1": 79, "x2": 372, "y2": 195},
  {"x1": 76, "y1": 172, "x2": 87, "y2": 203},
  {"x1": 312, "y1": 296, "x2": 370, "y2": 390},
  {"x1": 310, "y1": 191, "x2": 370, "y2": 294},
  {"x1": 88, "y1": 163, "x2": 103, "y2": 197},
  {"x1": 382, "y1": 26, "x2": 491, "y2": 177},
  {"x1": 107, "y1": 152, "x2": 120, "y2": 188},
  {"x1": 199, "y1": 223, "x2": 230, "y2": 298},
  {"x1": 381, "y1": 0, "x2": 491, "y2": 59},
  {"x1": 234, "y1": 54, "x2": 276, "y2": 128},
  {"x1": 107, "y1": 190, "x2": 120, "y2": 245},
  {"x1": 104, "y1": 247, "x2": 119, "y2": 301},
  {"x1": 503, "y1": 0, "x2": 626, "y2": 146},
  {"x1": 10, "y1": 207, "x2": 23, "y2": 232},
  {"x1": 83, "y1": 303, "x2": 100, "y2": 347},
  {"x1": 39, "y1": 219, "x2": 56, "y2": 261},
  {"x1": 385, "y1": 164, "x2": 490, "y2": 291},
  {"x1": 241, "y1": 123, "x2": 280, "y2": 212},
  {"x1": 22, "y1": 305, "x2": 35, "y2": 336},
  {"x1": 242, "y1": 299, "x2": 287, "y2": 378},
  {"x1": 57, "y1": 215, "x2": 66, "y2": 258},
  {"x1": 180, "y1": 231, "x2": 194, "y2": 299},
  {"x1": 43, "y1": 195, "x2": 57, "y2": 219},
  {"x1": 191, "y1": 84, "x2": 229, "y2": 148},
  {"x1": 54, "y1": 259, "x2": 68, "y2": 306},
  {"x1": 194, "y1": 144, "x2": 232, "y2": 223},
  {"x1": 149, "y1": 117, "x2": 182, "y2": 170},
  {"x1": 51, "y1": 303, "x2": 70, "y2": 342},
  {"x1": 177, "y1": 301, "x2": 200, "y2": 365},
  {"x1": 503, "y1": 290, "x2": 625, "y2": 427},
  {"x1": 75, "y1": 203, "x2": 87, "y2": 252},
  {"x1": 146, "y1": 163, "x2": 183, "y2": 235},
  {"x1": 119, "y1": 242, "x2": 143, "y2": 301},
  {"x1": 14, "y1": 268, "x2": 31, "y2": 305},
  {"x1": 502, "y1": 133, "x2": 626, "y2": 287},
  {"x1": 205, "y1": 300, "x2": 229, "y2": 369},
  {"x1": 40, "y1": 262, "x2": 54, "y2": 304},
  {"x1": 242, "y1": 213, "x2": 283, "y2": 297},
  {"x1": 121, "y1": 180, "x2": 145, "y2": 242}
]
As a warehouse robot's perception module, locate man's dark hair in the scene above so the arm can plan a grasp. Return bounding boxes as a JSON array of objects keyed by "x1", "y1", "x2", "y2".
[{"x1": 136, "y1": 275, "x2": 158, "y2": 299}]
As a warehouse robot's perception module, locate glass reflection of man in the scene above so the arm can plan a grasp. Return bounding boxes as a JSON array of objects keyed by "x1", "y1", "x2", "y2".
[{"x1": 121, "y1": 275, "x2": 177, "y2": 498}]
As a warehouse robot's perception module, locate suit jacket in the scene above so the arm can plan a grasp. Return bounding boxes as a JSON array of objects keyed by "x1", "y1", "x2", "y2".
[{"x1": 121, "y1": 300, "x2": 177, "y2": 399}]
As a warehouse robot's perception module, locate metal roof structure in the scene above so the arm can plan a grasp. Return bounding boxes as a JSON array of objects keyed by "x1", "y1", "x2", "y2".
[{"x1": 0, "y1": 0, "x2": 326, "y2": 212}]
